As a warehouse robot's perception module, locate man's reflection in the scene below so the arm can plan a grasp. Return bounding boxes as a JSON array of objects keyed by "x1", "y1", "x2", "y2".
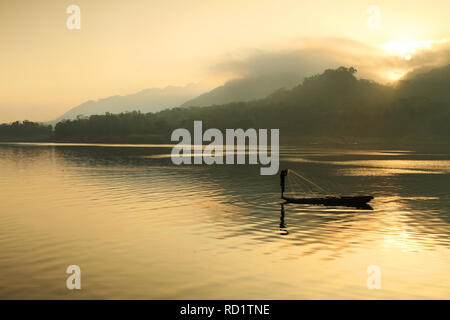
[{"x1": 279, "y1": 204, "x2": 289, "y2": 235}]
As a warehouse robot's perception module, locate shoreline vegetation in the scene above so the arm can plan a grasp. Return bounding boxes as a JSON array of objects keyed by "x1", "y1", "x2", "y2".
[{"x1": 1, "y1": 66, "x2": 450, "y2": 146}]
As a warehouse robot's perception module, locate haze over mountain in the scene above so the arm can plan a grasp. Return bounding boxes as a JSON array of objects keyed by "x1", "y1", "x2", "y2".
[
  {"x1": 395, "y1": 64, "x2": 450, "y2": 101},
  {"x1": 48, "y1": 64, "x2": 450, "y2": 143},
  {"x1": 182, "y1": 47, "x2": 346, "y2": 107},
  {"x1": 33, "y1": 38, "x2": 450, "y2": 125},
  {"x1": 52, "y1": 72, "x2": 310, "y2": 123},
  {"x1": 3, "y1": 64, "x2": 450, "y2": 143},
  {"x1": 51, "y1": 84, "x2": 205, "y2": 123},
  {"x1": 181, "y1": 75, "x2": 301, "y2": 107}
]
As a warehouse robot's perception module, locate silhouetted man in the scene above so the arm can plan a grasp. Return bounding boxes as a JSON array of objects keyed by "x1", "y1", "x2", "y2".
[{"x1": 280, "y1": 169, "x2": 288, "y2": 198}]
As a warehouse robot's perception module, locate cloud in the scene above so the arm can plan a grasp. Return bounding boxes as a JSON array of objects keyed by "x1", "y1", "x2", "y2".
[
  {"x1": 401, "y1": 39, "x2": 450, "y2": 69},
  {"x1": 209, "y1": 37, "x2": 450, "y2": 85}
]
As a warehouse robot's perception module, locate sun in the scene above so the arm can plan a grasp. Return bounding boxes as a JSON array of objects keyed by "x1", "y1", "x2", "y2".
[{"x1": 380, "y1": 40, "x2": 434, "y2": 60}]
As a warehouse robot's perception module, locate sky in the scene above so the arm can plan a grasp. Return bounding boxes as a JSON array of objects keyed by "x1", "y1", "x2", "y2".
[{"x1": 1, "y1": 0, "x2": 450, "y2": 123}]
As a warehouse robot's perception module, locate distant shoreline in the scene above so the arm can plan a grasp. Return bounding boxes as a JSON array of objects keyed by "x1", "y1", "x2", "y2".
[
  {"x1": 1, "y1": 136, "x2": 449, "y2": 148},
  {"x1": 0, "y1": 134, "x2": 168, "y2": 145}
]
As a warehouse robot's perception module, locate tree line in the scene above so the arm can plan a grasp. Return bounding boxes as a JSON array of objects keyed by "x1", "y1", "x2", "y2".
[
  {"x1": 1, "y1": 66, "x2": 449, "y2": 144},
  {"x1": 0, "y1": 121, "x2": 52, "y2": 140}
]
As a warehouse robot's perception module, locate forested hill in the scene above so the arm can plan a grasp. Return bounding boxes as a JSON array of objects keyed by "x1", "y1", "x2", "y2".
[{"x1": 2, "y1": 65, "x2": 450, "y2": 144}]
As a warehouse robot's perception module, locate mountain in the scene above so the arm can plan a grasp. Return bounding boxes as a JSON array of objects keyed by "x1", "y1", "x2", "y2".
[
  {"x1": 8, "y1": 65, "x2": 450, "y2": 143},
  {"x1": 53, "y1": 73, "x2": 306, "y2": 125},
  {"x1": 396, "y1": 64, "x2": 450, "y2": 101},
  {"x1": 51, "y1": 84, "x2": 205, "y2": 123},
  {"x1": 181, "y1": 74, "x2": 301, "y2": 107}
]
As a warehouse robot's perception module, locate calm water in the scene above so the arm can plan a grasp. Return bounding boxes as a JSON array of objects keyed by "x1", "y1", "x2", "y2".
[{"x1": 0, "y1": 143, "x2": 449, "y2": 299}]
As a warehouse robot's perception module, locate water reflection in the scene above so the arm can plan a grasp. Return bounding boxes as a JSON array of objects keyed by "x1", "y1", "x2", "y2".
[
  {"x1": 279, "y1": 204, "x2": 288, "y2": 236},
  {"x1": 0, "y1": 143, "x2": 449, "y2": 299}
]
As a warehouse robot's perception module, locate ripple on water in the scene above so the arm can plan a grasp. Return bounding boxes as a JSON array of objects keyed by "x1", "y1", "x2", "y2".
[{"x1": 0, "y1": 143, "x2": 449, "y2": 299}]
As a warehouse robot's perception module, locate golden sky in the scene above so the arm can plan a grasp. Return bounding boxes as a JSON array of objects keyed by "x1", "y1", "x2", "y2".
[{"x1": 1, "y1": 0, "x2": 450, "y2": 123}]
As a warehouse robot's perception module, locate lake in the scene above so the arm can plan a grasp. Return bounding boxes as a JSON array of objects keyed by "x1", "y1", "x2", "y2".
[{"x1": 0, "y1": 143, "x2": 449, "y2": 299}]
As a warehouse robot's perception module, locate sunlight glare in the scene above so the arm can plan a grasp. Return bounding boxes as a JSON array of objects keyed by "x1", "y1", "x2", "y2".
[{"x1": 380, "y1": 40, "x2": 434, "y2": 60}]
